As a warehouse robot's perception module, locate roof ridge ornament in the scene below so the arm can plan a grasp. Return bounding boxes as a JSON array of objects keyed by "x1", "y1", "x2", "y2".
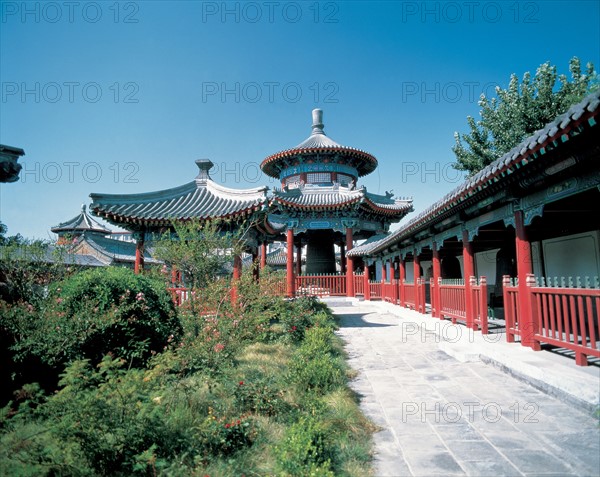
[
  {"x1": 195, "y1": 159, "x2": 214, "y2": 184},
  {"x1": 311, "y1": 108, "x2": 325, "y2": 136}
]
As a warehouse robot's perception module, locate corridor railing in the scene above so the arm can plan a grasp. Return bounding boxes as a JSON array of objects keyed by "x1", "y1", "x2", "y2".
[
  {"x1": 503, "y1": 275, "x2": 599, "y2": 365},
  {"x1": 296, "y1": 274, "x2": 346, "y2": 297}
]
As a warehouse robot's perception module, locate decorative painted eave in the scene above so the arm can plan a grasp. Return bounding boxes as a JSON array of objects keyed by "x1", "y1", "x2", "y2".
[
  {"x1": 90, "y1": 160, "x2": 269, "y2": 227},
  {"x1": 270, "y1": 185, "x2": 365, "y2": 211},
  {"x1": 260, "y1": 109, "x2": 378, "y2": 178},
  {"x1": 363, "y1": 191, "x2": 414, "y2": 216},
  {"x1": 348, "y1": 90, "x2": 600, "y2": 257},
  {"x1": 51, "y1": 204, "x2": 112, "y2": 235},
  {"x1": 270, "y1": 185, "x2": 413, "y2": 218}
]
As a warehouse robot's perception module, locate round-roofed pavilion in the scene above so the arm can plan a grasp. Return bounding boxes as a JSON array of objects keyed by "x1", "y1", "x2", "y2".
[{"x1": 261, "y1": 109, "x2": 413, "y2": 296}]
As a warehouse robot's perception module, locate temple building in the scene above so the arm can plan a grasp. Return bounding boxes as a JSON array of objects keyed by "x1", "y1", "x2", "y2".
[
  {"x1": 89, "y1": 110, "x2": 413, "y2": 295},
  {"x1": 51, "y1": 205, "x2": 159, "y2": 268},
  {"x1": 262, "y1": 109, "x2": 413, "y2": 281},
  {"x1": 90, "y1": 159, "x2": 270, "y2": 274}
]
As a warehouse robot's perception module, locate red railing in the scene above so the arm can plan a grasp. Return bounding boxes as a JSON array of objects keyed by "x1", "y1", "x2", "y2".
[
  {"x1": 296, "y1": 274, "x2": 346, "y2": 297},
  {"x1": 437, "y1": 277, "x2": 489, "y2": 333},
  {"x1": 354, "y1": 273, "x2": 364, "y2": 296},
  {"x1": 438, "y1": 278, "x2": 466, "y2": 323},
  {"x1": 403, "y1": 281, "x2": 416, "y2": 309},
  {"x1": 417, "y1": 278, "x2": 427, "y2": 313},
  {"x1": 267, "y1": 277, "x2": 287, "y2": 297},
  {"x1": 369, "y1": 281, "x2": 382, "y2": 299},
  {"x1": 503, "y1": 275, "x2": 600, "y2": 366},
  {"x1": 383, "y1": 280, "x2": 398, "y2": 304},
  {"x1": 471, "y1": 277, "x2": 489, "y2": 334},
  {"x1": 502, "y1": 276, "x2": 521, "y2": 341},
  {"x1": 168, "y1": 287, "x2": 190, "y2": 306}
]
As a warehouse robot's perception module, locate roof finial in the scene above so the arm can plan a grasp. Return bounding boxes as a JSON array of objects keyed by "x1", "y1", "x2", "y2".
[
  {"x1": 195, "y1": 159, "x2": 214, "y2": 183},
  {"x1": 311, "y1": 109, "x2": 324, "y2": 135},
  {"x1": 81, "y1": 204, "x2": 86, "y2": 213}
]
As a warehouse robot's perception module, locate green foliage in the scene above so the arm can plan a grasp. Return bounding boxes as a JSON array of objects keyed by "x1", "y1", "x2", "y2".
[
  {"x1": 275, "y1": 417, "x2": 336, "y2": 476},
  {"x1": 0, "y1": 238, "x2": 76, "y2": 305},
  {"x1": 151, "y1": 219, "x2": 245, "y2": 289},
  {"x1": 233, "y1": 374, "x2": 288, "y2": 417},
  {"x1": 7, "y1": 267, "x2": 180, "y2": 368},
  {"x1": 289, "y1": 323, "x2": 346, "y2": 394},
  {"x1": 1, "y1": 275, "x2": 374, "y2": 476},
  {"x1": 453, "y1": 57, "x2": 598, "y2": 175}
]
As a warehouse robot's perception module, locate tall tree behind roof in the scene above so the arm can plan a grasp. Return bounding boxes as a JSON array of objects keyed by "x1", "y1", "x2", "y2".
[{"x1": 452, "y1": 57, "x2": 599, "y2": 175}]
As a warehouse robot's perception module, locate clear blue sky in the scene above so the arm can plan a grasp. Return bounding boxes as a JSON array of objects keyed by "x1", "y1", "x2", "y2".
[{"x1": 1, "y1": 0, "x2": 599, "y2": 239}]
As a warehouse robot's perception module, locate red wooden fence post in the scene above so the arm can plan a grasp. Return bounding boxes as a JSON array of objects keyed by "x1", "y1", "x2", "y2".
[
  {"x1": 260, "y1": 242, "x2": 267, "y2": 270},
  {"x1": 392, "y1": 258, "x2": 399, "y2": 304},
  {"x1": 364, "y1": 264, "x2": 371, "y2": 300},
  {"x1": 525, "y1": 273, "x2": 541, "y2": 350},
  {"x1": 286, "y1": 228, "x2": 295, "y2": 298},
  {"x1": 515, "y1": 211, "x2": 540, "y2": 350},
  {"x1": 134, "y1": 234, "x2": 144, "y2": 274},
  {"x1": 231, "y1": 253, "x2": 242, "y2": 305},
  {"x1": 462, "y1": 231, "x2": 475, "y2": 329},
  {"x1": 503, "y1": 275, "x2": 515, "y2": 342},
  {"x1": 432, "y1": 243, "x2": 441, "y2": 318},
  {"x1": 437, "y1": 276, "x2": 444, "y2": 320},
  {"x1": 399, "y1": 257, "x2": 405, "y2": 306},
  {"x1": 346, "y1": 228, "x2": 355, "y2": 297},
  {"x1": 479, "y1": 276, "x2": 488, "y2": 334}
]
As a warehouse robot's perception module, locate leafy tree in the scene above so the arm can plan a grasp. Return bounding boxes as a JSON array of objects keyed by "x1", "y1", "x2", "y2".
[
  {"x1": 453, "y1": 57, "x2": 598, "y2": 175},
  {"x1": 152, "y1": 219, "x2": 246, "y2": 290}
]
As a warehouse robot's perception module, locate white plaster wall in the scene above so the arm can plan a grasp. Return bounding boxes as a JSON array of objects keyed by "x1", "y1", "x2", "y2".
[
  {"x1": 542, "y1": 230, "x2": 600, "y2": 280},
  {"x1": 475, "y1": 248, "x2": 500, "y2": 286}
]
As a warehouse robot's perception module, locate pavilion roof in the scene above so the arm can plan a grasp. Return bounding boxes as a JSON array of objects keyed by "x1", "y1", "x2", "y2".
[
  {"x1": 90, "y1": 160, "x2": 269, "y2": 228},
  {"x1": 76, "y1": 232, "x2": 160, "y2": 265},
  {"x1": 270, "y1": 185, "x2": 412, "y2": 216},
  {"x1": 348, "y1": 90, "x2": 600, "y2": 258},
  {"x1": 260, "y1": 109, "x2": 378, "y2": 178},
  {"x1": 51, "y1": 205, "x2": 111, "y2": 235}
]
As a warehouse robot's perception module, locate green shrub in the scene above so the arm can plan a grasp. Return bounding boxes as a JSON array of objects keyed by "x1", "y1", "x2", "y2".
[
  {"x1": 10, "y1": 267, "x2": 181, "y2": 368},
  {"x1": 289, "y1": 353, "x2": 345, "y2": 394},
  {"x1": 275, "y1": 417, "x2": 336, "y2": 476},
  {"x1": 233, "y1": 374, "x2": 288, "y2": 417}
]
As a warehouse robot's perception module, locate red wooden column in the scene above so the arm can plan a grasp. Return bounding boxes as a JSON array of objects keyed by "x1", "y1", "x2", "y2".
[
  {"x1": 232, "y1": 253, "x2": 242, "y2": 304},
  {"x1": 134, "y1": 234, "x2": 145, "y2": 274},
  {"x1": 286, "y1": 229, "x2": 295, "y2": 298},
  {"x1": 432, "y1": 242, "x2": 441, "y2": 318},
  {"x1": 413, "y1": 250, "x2": 421, "y2": 311},
  {"x1": 515, "y1": 211, "x2": 540, "y2": 350},
  {"x1": 391, "y1": 258, "x2": 398, "y2": 304},
  {"x1": 295, "y1": 243, "x2": 302, "y2": 276},
  {"x1": 346, "y1": 228, "x2": 355, "y2": 297},
  {"x1": 462, "y1": 230, "x2": 475, "y2": 329},
  {"x1": 364, "y1": 263, "x2": 371, "y2": 300},
  {"x1": 399, "y1": 256, "x2": 406, "y2": 306},
  {"x1": 340, "y1": 243, "x2": 346, "y2": 274},
  {"x1": 260, "y1": 242, "x2": 267, "y2": 270},
  {"x1": 381, "y1": 259, "x2": 387, "y2": 283}
]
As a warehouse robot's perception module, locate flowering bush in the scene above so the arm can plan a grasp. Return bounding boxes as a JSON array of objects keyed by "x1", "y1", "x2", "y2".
[{"x1": 199, "y1": 410, "x2": 254, "y2": 458}]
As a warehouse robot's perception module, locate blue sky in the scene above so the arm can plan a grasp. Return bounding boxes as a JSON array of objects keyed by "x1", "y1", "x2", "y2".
[{"x1": 1, "y1": 0, "x2": 599, "y2": 239}]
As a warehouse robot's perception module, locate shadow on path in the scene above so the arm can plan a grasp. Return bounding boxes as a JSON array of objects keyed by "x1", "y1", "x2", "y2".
[{"x1": 337, "y1": 313, "x2": 396, "y2": 328}]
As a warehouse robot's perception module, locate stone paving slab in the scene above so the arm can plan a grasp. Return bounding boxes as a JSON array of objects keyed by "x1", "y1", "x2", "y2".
[{"x1": 329, "y1": 299, "x2": 600, "y2": 477}]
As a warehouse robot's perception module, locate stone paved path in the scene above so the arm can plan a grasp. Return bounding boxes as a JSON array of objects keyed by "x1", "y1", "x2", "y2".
[{"x1": 332, "y1": 301, "x2": 600, "y2": 477}]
